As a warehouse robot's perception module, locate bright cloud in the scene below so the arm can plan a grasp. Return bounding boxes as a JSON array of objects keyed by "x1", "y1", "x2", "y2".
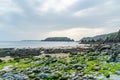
[{"x1": 46, "y1": 28, "x2": 106, "y2": 40}]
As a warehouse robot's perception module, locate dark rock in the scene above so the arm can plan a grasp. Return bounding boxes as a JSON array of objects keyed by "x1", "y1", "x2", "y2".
[
  {"x1": 92, "y1": 66, "x2": 101, "y2": 71},
  {"x1": 34, "y1": 78, "x2": 40, "y2": 80},
  {"x1": 115, "y1": 71, "x2": 120, "y2": 75},
  {"x1": 99, "y1": 45, "x2": 111, "y2": 51},
  {"x1": 0, "y1": 71, "x2": 29, "y2": 80},
  {"x1": 106, "y1": 74, "x2": 110, "y2": 78},
  {"x1": 74, "y1": 64, "x2": 84, "y2": 69}
]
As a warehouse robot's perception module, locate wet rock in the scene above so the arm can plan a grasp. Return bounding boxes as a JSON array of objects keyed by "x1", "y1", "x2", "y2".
[
  {"x1": 105, "y1": 74, "x2": 110, "y2": 78},
  {"x1": 115, "y1": 71, "x2": 120, "y2": 75},
  {"x1": 37, "y1": 73, "x2": 51, "y2": 79},
  {"x1": 34, "y1": 78, "x2": 40, "y2": 80},
  {"x1": 0, "y1": 71, "x2": 29, "y2": 80},
  {"x1": 99, "y1": 45, "x2": 111, "y2": 51},
  {"x1": 61, "y1": 72, "x2": 70, "y2": 80},
  {"x1": 51, "y1": 59, "x2": 57, "y2": 63},
  {"x1": 108, "y1": 53, "x2": 120, "y2": 63},
  {"x1": 2, "y1": 65, "x2": 13, "y2": 71},
  {"x1": 0, "y1": 59, "x2": 3, "y2": 63},
  {"x1": 92, "y1": 66, "x2": 101, "y2": 71},
  {"x1": 29, "y1": 73, "x2": 36, "y2": 78},
  {"x1": 32, "y1": 68, "x2": 41, "y2": 73},
  {"x1": 76, "y1": 67, "x2": 83, "y2": 71},
  {"x1": 77, "y1": 72, "x2": 84, "y2": 77},
  {"x1": 70, "y1": 59, "x2": 78, "y2": 64},
  {"x1": 74, "y1": 64, "x2": 84, "y2": 69},
  {"x1": 115, "y1": 54, "x2": 120, "y2": 62},
  {"x1": 82, "y1": 75, "x2": 96, "y2": 80},
  {"x1": 71, "y1": 72, "x2": 78, "y2": 77},
  {"x1": 41, "y1": 67, "x2": 51, "y2": 72},
  {"x1": 88, "y1": 56, "x2": 96, "y2": 61},
  {"x1": 103, "y1": 66, "x2": 110, "y2": 70}
]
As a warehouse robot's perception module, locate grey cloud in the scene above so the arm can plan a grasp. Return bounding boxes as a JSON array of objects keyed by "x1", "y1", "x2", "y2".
[{"x1": 0, "y1": 0, "x2": 120, "y2": 40}]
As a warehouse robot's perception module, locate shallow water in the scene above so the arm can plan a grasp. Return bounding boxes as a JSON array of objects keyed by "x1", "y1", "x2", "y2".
[
  {"x1": 97, "y1": 75, "x2": 120, "y2": 80},
  {"x1": 105, "y1": 75, "x2": 120, "y2": 80},
  {"x1": 0, "y1": 41, "x2": 80, "y2": 48}
]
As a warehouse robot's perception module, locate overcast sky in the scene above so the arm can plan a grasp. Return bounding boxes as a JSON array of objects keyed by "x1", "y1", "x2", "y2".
[{"x1": 0, "y1": 0, "x2": 120, "y2": 41}]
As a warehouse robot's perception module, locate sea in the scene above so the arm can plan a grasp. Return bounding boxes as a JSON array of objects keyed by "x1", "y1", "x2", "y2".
[{"x1": 0, "y1": 41, "x2": 80, "y2": 48}]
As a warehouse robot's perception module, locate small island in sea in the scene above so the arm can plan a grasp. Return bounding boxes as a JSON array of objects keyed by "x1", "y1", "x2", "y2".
[{"x1": 41, "y1": 37, "x2": 74, "y2": 42}]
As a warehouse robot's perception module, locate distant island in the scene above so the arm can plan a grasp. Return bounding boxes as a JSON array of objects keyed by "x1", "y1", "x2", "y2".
[{"x1": 42, "y1": 37, "x2": 74, "y2": 42}]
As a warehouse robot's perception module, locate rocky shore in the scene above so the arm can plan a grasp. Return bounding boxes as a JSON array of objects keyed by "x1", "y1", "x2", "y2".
[
  {"x1": 0, "y1": 43, "x2": 120, "y2": 80},
  {"x1": 0, "y1": 45, "x2": 88, "y2": 58}
]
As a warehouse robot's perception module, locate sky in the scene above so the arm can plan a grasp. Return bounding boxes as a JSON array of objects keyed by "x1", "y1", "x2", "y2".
[{"x1": 0, "y1": 0, "x2": 120, "y2": 41}]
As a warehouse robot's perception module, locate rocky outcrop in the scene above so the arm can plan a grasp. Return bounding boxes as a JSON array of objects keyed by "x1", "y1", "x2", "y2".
[{"x1": 80, "y1": 30, "x2": 120, "y2": 44}]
